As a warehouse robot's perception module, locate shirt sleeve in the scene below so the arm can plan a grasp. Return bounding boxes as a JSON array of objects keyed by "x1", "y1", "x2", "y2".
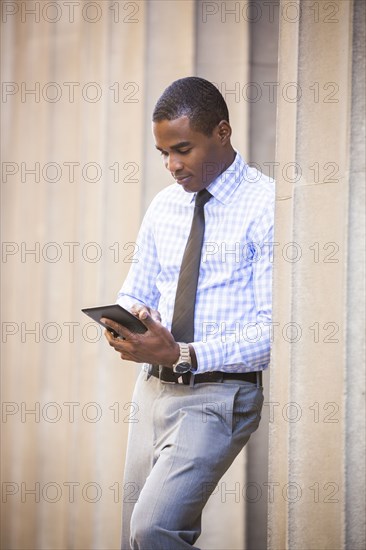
[
  {"x1": 192, "y1": 204, "x2": 274, "y2": 373},
  {"x1": 116, "y1": 202, "x2": 161, "y2": 312}
]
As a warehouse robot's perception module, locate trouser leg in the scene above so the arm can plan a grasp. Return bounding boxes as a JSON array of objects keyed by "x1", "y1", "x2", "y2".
[
  {"x1": 121, "y1": 369, "x2": 160, "y2": 550},
  {"x1": 122, "y1": 373, "x2": 264, "y2": 550}
]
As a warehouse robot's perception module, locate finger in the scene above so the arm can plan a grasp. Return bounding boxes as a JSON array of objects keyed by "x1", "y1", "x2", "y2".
[
  {"x1": 104, "y1": 329, "x2": 129, "y2": 355},
  {"x1": 130, "y1": 303, "x2": 162, "y2": 323},
  {"x1": 131, "y1": 304, "x2": 150, "y2": 319},
  {"x1": 151, "y1": 309, "x2": 162, "y2": 322},
  {"x1": 130, "y1": 303, "x2": 145, "y2": 315},
  {"x1": 104, "y1": 328, "x2": 114, "y2": 343},
  {"x1": 104, "y1": 329, "x2": 119, "y2": 348},
  {"x1": 120, "y1": 351, "x2": 134, "y2": 361},
  {"x1": 104, "y1": 328, "x2": 122, "y2": 345},
  {"x1": 137, "y1": 309, "x2": 158, "y2": 330},
  {"x1": 100, "y1": 317, "x2": 132, "y2": 339}
]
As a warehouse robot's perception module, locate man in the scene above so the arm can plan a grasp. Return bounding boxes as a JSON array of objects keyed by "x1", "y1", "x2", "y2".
[{"x1": 102, "y1": 77, "x2": 274, "y2": 549}]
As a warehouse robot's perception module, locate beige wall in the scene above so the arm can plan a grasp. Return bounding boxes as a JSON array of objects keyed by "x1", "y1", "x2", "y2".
[{"x1": 2, "y1": 3, "x2": 147, "y2": 549}]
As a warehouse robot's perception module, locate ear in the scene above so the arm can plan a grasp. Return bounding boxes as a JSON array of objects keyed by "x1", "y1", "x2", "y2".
[{"x1": 217, "y1": 120, "x2": 232, "y2": 145}]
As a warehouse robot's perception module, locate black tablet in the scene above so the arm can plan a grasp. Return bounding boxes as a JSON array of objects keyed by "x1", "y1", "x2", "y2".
[{"x1": 81, "y1": 304, "x2": 147, "y2": 338}]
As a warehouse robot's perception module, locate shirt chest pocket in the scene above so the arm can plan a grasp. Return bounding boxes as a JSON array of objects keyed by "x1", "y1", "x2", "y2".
[{"x1": 200, "y1": 240, "x2": 255, "y2": 286}]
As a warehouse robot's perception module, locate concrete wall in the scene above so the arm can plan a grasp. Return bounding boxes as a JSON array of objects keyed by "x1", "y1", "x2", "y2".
[{"x1": 268, "y1": 1, "x2": 365, "y2": 549}]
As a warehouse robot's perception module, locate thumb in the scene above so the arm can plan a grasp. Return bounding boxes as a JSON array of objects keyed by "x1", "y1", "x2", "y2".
[{"x1": 138, "y1": 309, "x2": 156, "y2": 329}]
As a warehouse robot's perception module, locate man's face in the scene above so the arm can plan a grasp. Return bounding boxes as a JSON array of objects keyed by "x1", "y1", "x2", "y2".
[{"x1": 153, "y1": 116, "x2": 225, "y2": 193}]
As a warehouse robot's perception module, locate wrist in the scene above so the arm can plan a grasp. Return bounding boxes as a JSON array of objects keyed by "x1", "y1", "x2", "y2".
[
  {"x1": 162, "y1": 342, "x2": 180, "y2": 368},
  {"x1": 172, "y1": 342, "x2": 195, "y2": 374}
]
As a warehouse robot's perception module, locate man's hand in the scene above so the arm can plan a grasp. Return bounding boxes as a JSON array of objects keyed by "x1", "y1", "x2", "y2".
[
  {"x1": 130, "y1": 303, "x2": 162, "y2": 323},
  {"x1": 101, "y1": 309, "x2": 179, "y2": 368}
]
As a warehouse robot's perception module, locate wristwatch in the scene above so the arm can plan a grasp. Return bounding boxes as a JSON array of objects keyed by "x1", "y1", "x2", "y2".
[{"x1": 172, "y1": 342, "x2": 192, "y2": 374}]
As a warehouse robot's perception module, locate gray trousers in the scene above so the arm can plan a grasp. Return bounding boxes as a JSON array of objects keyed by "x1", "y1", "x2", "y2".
[{"x1": 121, "y1": 367, "x2": 264, "y2": 550}]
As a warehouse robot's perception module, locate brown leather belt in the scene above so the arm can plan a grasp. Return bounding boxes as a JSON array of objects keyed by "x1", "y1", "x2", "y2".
[{"x1": 147, "y1": 365, "x2": 262, "y2": 386}]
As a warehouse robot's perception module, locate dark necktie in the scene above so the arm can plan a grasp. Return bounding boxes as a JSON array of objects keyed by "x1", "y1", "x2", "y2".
[{"x1": 171, "y1": 188, "x2": 212, "y2": 343}]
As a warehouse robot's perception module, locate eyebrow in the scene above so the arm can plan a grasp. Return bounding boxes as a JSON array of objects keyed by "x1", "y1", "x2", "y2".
[{"x1": 155, "y1": 141, "x2": 192, "y2": 152}]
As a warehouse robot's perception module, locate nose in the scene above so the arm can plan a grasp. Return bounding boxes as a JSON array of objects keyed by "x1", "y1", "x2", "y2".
[{"x1": 165, "y1": 153, "x2": 183, "y2": 174}]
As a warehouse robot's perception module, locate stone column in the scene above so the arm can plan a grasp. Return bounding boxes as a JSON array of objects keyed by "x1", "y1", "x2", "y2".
[{"x1": 268, "y1": 1, "x2": 365, "y2": 549}]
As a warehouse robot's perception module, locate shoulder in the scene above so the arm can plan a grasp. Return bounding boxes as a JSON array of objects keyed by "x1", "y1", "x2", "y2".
[
  {"x1": 230, "y1": 160, "x2": 275, "y2": 240},
  {"x1": 240, "y1": 165, "x2": 275, "y2": 206},
  {"x1": 228, "y1": 163, "x2": 275, "y2": 226}
]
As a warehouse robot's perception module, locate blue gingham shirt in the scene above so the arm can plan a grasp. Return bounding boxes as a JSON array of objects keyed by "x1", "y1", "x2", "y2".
[{"x1": 117, "y1": 152, "x2": 275, "y2": 373}]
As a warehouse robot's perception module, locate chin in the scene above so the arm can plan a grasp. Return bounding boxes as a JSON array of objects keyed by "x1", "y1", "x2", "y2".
[
  {"x1": 181, "y1": 182, "x2": 197, "y2": 193},
  {"x1": 186, "y1": 182, "x2": 208, "y2": 193}
]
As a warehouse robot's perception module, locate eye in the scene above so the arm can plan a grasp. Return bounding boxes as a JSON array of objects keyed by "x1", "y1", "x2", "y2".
[
  {"x1": 159, "y1": 150, "x2": 168, "y2": 157},
  {"x1": 177, "y1": 148, "x2": 192, "y2": 155}
]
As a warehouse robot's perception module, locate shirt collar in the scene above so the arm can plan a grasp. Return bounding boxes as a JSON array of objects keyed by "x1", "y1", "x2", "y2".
[{"x1": 182, "y1": 151, "x2": 246, "y2": 205}]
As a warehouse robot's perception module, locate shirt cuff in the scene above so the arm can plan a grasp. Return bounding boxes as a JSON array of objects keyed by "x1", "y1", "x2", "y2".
[{"x1": 190, "y1": 340, "x2": 226, "y2": 373}]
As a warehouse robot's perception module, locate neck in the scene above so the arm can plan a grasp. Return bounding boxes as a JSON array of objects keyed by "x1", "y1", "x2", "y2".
[{"x1": 218, "y1": 146, "x2": 236, "y2": 177}]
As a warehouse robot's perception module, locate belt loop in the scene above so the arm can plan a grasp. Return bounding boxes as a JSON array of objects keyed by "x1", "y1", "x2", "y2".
[
  {"x1": 189, "y1": 372, "x2": 195, "y2": 388},
  {"x1": 146, "y1": 364, "x2": 152, "y2": 381},
  {"x1": 256, "y1": 371, "x2": 262, "y2": 388}
]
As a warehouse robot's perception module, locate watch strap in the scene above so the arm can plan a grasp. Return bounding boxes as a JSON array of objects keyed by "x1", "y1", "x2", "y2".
[{"x1": 172, "y1": 342, "x2": 191, "y2": 371}]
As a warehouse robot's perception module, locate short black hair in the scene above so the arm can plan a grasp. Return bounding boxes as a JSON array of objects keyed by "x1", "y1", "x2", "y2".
[{"x1": 152, "y1": 77, "x2": 229, "y2": 136}]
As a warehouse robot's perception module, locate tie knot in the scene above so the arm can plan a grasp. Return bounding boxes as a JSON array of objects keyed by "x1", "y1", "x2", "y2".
[{"x1": 195, "y1": 188, "x2": 212, "y2": 208}]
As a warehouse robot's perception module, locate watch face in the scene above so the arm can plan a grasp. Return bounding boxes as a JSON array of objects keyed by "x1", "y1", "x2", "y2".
[{"x1": 173, "y1": 362, "x2": 191, "y2": 374}]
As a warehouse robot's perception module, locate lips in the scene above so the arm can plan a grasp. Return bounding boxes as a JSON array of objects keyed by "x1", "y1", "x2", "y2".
[{"x1": 174, "y1": 175, "x2": 192, "y2": 183}]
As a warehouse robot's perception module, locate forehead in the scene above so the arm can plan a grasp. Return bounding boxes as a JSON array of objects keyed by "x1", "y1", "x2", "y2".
[{"x1": 152, "y1": 116, "x2": 207, "y2": 147}]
